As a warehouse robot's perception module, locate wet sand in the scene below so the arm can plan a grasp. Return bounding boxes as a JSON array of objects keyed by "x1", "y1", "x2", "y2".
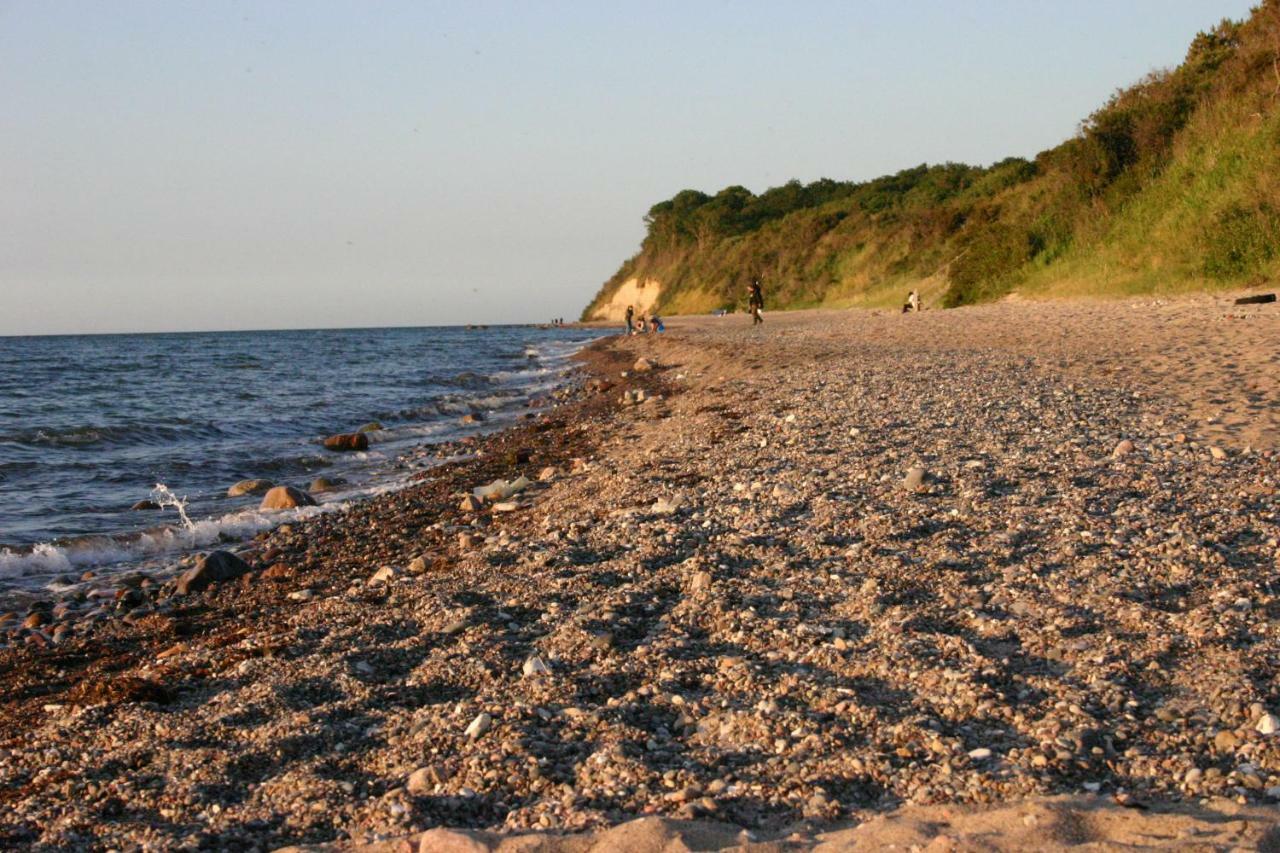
[{"x1": 2, "y1": 292, "x2": 1279, "y2": 850}]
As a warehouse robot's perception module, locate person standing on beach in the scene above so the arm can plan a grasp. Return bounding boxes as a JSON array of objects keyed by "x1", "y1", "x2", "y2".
[
  {"x1": 625, "y1": 305, "x2": 635, "y2": 335},
  {"x1": 748, "y1": 279, "x2": 765, "y2": 325}
]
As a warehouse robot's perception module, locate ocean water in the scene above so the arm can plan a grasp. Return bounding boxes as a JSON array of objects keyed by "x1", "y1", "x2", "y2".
[{"x1": 0, "y1": 325, "x2": 606, "y2": 593}]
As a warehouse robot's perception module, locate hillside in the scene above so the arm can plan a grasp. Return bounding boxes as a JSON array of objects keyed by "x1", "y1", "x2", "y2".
[{"x1": 584, "y1": 2, "x2": 1280, "y2": 320}]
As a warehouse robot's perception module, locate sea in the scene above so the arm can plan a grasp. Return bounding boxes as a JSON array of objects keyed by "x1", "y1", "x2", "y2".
[{"x1": 0, "y1": 325, "x2": 607, "y2": 599}]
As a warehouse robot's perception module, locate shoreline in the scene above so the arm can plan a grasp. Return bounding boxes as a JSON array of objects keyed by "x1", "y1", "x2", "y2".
[{"x1": 2, "y1": 296, "x2": 1279, "y2": 849}]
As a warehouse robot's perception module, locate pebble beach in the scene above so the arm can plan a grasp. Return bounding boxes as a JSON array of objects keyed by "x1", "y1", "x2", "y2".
[{"x1": 2, "y1": 292, "x2": 1279, "y2": 850}]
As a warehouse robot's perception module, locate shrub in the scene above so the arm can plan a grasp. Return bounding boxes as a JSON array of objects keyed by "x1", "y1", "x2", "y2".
[{"x1": 1203, "y1": 201, "x2": 1279, "y2": 278}]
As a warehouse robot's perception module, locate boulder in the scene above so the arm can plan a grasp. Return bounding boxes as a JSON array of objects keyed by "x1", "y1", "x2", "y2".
[
  {"x1": 260, "y1": 485, "x2": 316, "y2": 510},
  {"x1": 176, "y1": 550, "x2": 252, "y2": 596},
  {"x1": 309, "y1": 477, "x2": 346, "y2": 493},
  {"x1": 357, "y1": 421, "x2": 384, "y2": 433},
  {"x1": 323, "y1": 433, "x2": 368, "y2": 452},
  {"x1": 227, "y1": 478, "x2": 275, "y2": 497},
  {"x1": 903, "y1": 466, "x2": 927, "y2": 492},
  {"x1": 130, "y1": 499, "x2": 160, "y2": 511}
]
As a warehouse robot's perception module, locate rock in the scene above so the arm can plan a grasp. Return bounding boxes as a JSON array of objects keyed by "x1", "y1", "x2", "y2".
[
  {"x1": 323, "y1": 433, "x2": 368, "y2": 452},
  {"x1": 968, "y1": 748, "x2": 993, "y2": 761},
  {"x1": 407, "y1": 555, "x2": 429, "y2": 574},
  {"x1": 459, "y1": 495, "x2": 483, "y2": 512},
  {"x1": 1256, "y1": 714, "x2": 1280, "y2": 735},
  {"x1": 458, "y1": 532, "x2": 478, "y2": 549},
  {"x1": 1209, "y1": 446, "x2": 1227, "y2": 461},
  {"x1": 522, "y1": 655, "x2": 551, "y2": 677},
  {"x1": 634, "y1": 357, "x2": 656, "y2": 373},
  {"x1": 357, "y1": 421, "x2": 383, "y2": 433},
  {"x1": 227, "y1": 478, "x2": 274, "y2": 497},
  {"x1": 464, "y1": 712, "x2": 492, "y2": 739},
  {"x1": 461, "y1": 413, "x2": 485, "y2": 424},
  {"x1": 309, "y1": 477, "x2": 346, "y2": 493},
  {"x1": 652, "y1": 498, "x2": 680, "y2": 515},
  {"x1": 261, "y1": 563, "x2": 292, "y2": 582},
  {"x1": 260, "y1": 486, "x2": 316, "y2": 510},
  {"x1": 22, "y1": 612, "x2": 47, "y2": 629},
  {"x1": 130, "y1": 499, "x2": 160, "y2": 511},
  {"x1": 406, "y1": 765, "x2": 448, "y2": 795},
  {"x1": 1214, "y1": 730, "x2": 1241, "y2": 751},
  {"x1": 690, "y1": 571, "x2": 713, "y2": 593},
  {"x1": 369, "y1": 566, "x2": 397, "y2": 585},
  {"x1": 491, "y1": 501, "x2": 518, "y2": 512},
  {"x1": 416, "y1": 828, "x2": 490, "y2": 853},
  {"x1": 1113, "y1": 439, "x2": 1135, "y2": 457},
  {"x1": 176, "y1": 551, "x2": 252, "y2": 596},
  {"x1": 288, "y1": 589, "x2": 315, "y2": 602},
  {"x1": 537, "y1": 466, "x2": 557, "y2": 481},
  {"x1": 903, "y1": 466, "x2": 927, "y2": 492}
]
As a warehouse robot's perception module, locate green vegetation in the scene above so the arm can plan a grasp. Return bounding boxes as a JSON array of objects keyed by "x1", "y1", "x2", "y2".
[{"x1": 584, "y1": 3, "x2": 1280, "y2": 318}]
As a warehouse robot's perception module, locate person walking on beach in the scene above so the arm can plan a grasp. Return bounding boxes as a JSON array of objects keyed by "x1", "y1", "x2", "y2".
[
  {"x1": 625, "y1": 305, "x2": 635, "y2": 335},
  {"x1": 748, "y1": 279, "x2": 765, "y2": 325}
]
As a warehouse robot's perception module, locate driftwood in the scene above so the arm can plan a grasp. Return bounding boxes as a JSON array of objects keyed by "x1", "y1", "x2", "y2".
[{"x1": 1234, "y1": 293, "x2": 1276, "y2": 305}]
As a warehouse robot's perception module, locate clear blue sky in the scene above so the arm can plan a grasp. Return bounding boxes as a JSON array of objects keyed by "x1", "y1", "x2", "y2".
[{"x1": 0, "y1": 0, "x2": 1255, "y2": 334}]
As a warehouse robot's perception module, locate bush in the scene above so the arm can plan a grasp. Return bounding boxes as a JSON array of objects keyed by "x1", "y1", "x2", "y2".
[
  {"x1": 943, "y1": 223, "x2": 1034, "y2": 306},
  {"x1": 1203, "y1": 201, "x2": 1279, "y2": 278}
]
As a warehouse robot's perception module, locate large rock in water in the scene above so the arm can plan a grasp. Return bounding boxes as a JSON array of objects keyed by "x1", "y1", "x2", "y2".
[
  {"x1": 177, "y1": 550, "x2": 251, "y2": 596},
  {"x1": 260, "y1": 485, "x2": 316, "y2": 510},
  {"x1": 323, "y1": 433, "x2": 368, "y2": 452},
  {"x1": 227, "y1": 478, "x2": 275, "y2": 497}
]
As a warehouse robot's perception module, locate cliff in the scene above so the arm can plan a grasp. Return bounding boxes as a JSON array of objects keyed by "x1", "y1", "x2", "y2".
[{"x1": 584, "y1": 2, "x2": 1280, "y2": 319}]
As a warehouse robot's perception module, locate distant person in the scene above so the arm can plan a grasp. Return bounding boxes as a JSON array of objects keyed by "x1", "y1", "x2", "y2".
[
  {"x1": 748, "y1": 279, "x2": 764, "y2": 325},
  {"x1": 625, "y1": 305, "x2": 635, "y2": 335},
  {"x1": 902, "y1": 290, "x2": 920, "y2": 313},
  {"x1": 650, "y1": 314, "x2": 665, "y2": 333}
]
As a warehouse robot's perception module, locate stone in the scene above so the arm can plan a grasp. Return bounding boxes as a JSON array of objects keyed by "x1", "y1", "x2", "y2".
[
  {"x1": 464, "y1": 712, "x2": 492, "y2": 739},
  {"x1": 22, "y1": 612, "x2": 47, "y2": 629},
  {"x1": 227, "y1": 478, "x2": 275, "y2": 497},
  {"x1": 309, "y1": 477, "x2": 345, "y2": 493},
  {"x1": 522, "y1": 655, "x2": 551, "y2": 677},
  {"x1": 1113, "y1": 439, "x2": 1135, "y2": 457},
  {"x1": 1209, "y1": 446, "x2": 1227, "y2": 461},
  {"x1": 903, "y1": 466, "x2": 927, "y2": 492},
  {"x1": 406, "y1": 765, "x2": 449, "y2": 795},
  {"x1": 537, "y1": 466, "x2": 557, "y2": 481},
  {"x1": 176, "y1": 551, "x2": 252, "y2": 596},
  {"x1": 260, "y1": 486, "x2": 316, "y2": 510},
  {"x1": 288, "y1": 589, "x2": 315, "y2": 602},
  {"x1": 690, "y1": 571, "x2": 713, "y2": 593},
  {"x1": 633, "y1": 357, "x2": 656, "y2": 373},
  {"x1": 652, "y1": 498, "x2": 680, "y2": 515},
  {"x1": 323, "y1": 433, "x2": 368, "y2": 452},
  {"x1": 130, "y1": 499, "x2": 160, "y2": 510},
  {"x1": 357, "y1": 421, "x2": 384, "y2": 433},
  {"x1": 369, "y1": 566, "x2": 397, "y2": 585},
  {"x1": 968, "y1": 747, "x2": 993, "y2": 761},
  {"x1": 1214, "y1": 730, "x2": 1241, "y2": 751},
  {"x1": 416, "y1": 828, "x2": 490, "y2": 853},
  {"x1": 1256, "y1": 713, "x2": 1280, "y2": 735},
  {"x1": 461, "y1": 413, "x2": 485, "y2": 424},
  {"x1": 459, "y1": 495, "x2": 483, "y2": 512}
]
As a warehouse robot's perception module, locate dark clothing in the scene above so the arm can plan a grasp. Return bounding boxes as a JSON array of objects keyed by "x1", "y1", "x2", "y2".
[
  {"x1": 749, "y1": 283, "x2": 764, "y2": 325},
  {"x1": 624, "y1": 308, "x2": 634, "y2": 333}
]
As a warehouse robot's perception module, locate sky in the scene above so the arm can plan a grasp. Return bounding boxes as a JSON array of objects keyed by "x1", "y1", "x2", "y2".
[{"x1": 0, "y1": 0, "x2": 1257, "y2": 335}]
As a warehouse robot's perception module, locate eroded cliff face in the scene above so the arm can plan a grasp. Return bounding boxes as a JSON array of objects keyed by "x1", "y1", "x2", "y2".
[{"x1": 587, "y1": 277, "x2": 662, "y2": 322}]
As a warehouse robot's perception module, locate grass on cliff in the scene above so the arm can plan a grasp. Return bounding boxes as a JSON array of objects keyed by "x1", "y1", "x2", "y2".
[{"x1": 584, "y1": 3, "x2": 1280, "y2": 319}]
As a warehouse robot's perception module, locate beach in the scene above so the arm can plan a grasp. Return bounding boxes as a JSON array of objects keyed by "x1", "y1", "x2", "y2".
[{"x1": 2, "y1": 292, "x2": 1279, "y2": 850}]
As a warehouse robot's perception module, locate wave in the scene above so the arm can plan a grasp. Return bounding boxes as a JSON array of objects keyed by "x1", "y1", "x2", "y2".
[
  {"x1": 0, "y1": 500, "x2": 347, "y2": 581},
  {"x1": 6, "y1": 420, "x2": 227, "y2": 449}
]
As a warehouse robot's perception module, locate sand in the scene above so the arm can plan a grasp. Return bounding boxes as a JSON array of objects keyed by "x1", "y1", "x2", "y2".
[{"x1": 1, "y1": 291, "x2": 1278, "y2": 851}]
